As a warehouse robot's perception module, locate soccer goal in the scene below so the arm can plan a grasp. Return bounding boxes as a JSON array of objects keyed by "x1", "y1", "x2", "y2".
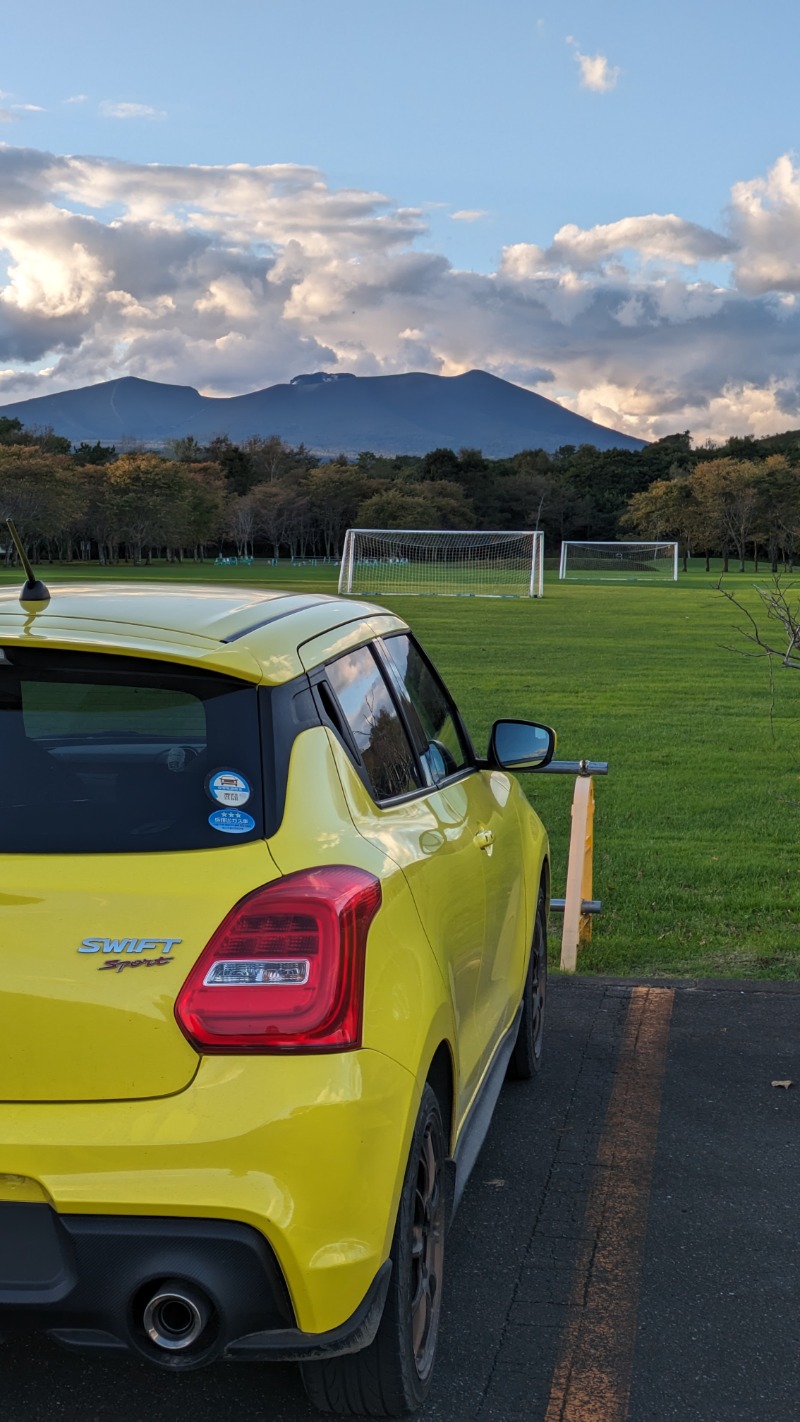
[
  {"x1": 338, "y1": 529, "x2": 545, "y2": 598},
  {"x1": 558, "y1": 541, "x2": 679, "y2": 582}
]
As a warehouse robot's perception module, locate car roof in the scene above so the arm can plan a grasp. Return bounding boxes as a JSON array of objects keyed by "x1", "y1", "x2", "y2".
[{"x1": 0, "y1": 583, "x2": 408, "y2": 684}]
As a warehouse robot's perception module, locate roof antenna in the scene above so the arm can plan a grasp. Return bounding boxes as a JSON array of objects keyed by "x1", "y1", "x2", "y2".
[{"x1": 6, "y1": 519, "x2": 50, "y2": 607}]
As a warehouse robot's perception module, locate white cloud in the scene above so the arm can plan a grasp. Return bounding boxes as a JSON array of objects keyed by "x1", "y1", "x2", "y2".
[
  {"x1": 451, "y1": 209, "x2": 488, "y2": 223},
  {"x1": 729, "y1": 153, "x2": 800, "y2": 294},
  {"x1": 99, "y1": 101, "x2": 166, "y2": 120},
  {"x1": 4, "y1": 145, "x2": 800, "y2": 441},
  {"x1": 567, "y1": 38, "x2": 621, "y2": 93},
  {"x1": 503, "y1": 214, "x2": 733, "y2": 275},
  {"x1": 64, "y1": 95, "x2": 88, "y2": 105},
  {"x1": 13, "y1": 104, "x2": 44, "y2": 113}
]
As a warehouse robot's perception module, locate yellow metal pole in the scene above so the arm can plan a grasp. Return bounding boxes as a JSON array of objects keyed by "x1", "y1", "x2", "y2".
[{"x1": 560, "y1": 774, "x2": 595, "y2": 972}]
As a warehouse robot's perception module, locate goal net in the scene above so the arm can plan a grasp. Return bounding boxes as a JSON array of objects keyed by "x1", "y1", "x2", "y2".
[
  {"x1": 559, "y1": 541, "x2": 678, "y2": 581},
  {"x1": 338, "y1": 529, "x2": 544, "y2": 598}
]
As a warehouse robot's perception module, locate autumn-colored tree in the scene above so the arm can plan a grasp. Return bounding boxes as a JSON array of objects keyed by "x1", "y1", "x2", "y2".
[
  {"x1": 0, "y1": 448, "x2": 87, "y2": 562},
  {"x1": 621, "y1": 472, "x2": 699, "y2": 571},
  {"x1": 105, "y1": 455, "x2": 206, "y2": 563},
  {"x1": 226, "y1": 494, "x2": 259, "y2": 558},
  {"x1": 248, "y1": 483, "x2": 292, "y2": 558},
  {"x1": 690, "y1": 459, "x2": 760, "y2": 572}
]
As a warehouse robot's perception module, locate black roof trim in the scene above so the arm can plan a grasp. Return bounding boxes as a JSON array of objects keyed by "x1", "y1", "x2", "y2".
[{"x1": 220, "y1": 598, "x2": 321, "y2": 643}]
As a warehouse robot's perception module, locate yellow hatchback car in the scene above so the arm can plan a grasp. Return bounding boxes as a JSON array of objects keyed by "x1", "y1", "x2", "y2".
[{"x1": 0, "y1": 580, "x2": 552, "y2": 1417}]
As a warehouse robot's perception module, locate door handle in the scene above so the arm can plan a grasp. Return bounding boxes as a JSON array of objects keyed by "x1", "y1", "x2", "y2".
[{"x1": 473, "y1": 828, "x2": 495, "y2": 851}]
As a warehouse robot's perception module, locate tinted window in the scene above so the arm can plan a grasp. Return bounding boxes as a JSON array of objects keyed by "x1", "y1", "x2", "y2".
[
  {"x1": 326, "y1": 644, "x2": 420, "y2": 802},
  {"x1": 383, "y1": 635, "x2": 468, "y2": 784},
  {"x1": 0, "y1": 649, "x2": 264, "y2": 853}
]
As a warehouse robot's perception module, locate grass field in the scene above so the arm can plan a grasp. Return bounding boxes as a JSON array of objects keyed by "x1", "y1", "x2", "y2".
[{"x1": 2, "y1": 557, "x2": 798, "y2": 980}]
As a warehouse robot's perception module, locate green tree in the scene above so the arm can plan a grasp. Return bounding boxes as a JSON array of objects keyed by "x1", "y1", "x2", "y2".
[
  {"x1": 307, "y1": 465, "x2": 373, "y2": 556},
  {"x1": 73, "y1": 441, "x2": 117, "y2": 466},
  {"x1": 357, "y1": 481, "x2": 474, "y2": 530},
  {"x1": 0, "y1": 417, "x2": 26, "y2": 445},
  {"x1": 752, "y1": 456, "x2": 800, "y2": 572},
  {"x1": 417, "y1": 448, "x2": 461, "y2": 483}
]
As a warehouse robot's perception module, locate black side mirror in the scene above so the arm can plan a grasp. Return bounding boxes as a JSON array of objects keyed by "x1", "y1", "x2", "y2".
[{"x1": 488, "y1": 719, "x2": 556, "y2": 772}]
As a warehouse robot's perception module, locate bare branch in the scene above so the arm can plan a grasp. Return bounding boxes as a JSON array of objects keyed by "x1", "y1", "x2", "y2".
[{"x1": 718, "y1": 576, "x2": 800, "y2": 668}]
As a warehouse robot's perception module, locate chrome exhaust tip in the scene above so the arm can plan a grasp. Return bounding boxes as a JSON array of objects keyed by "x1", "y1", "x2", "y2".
[{"x1": 142, "y1": 1278, "x2": 212, "y2": 1352}]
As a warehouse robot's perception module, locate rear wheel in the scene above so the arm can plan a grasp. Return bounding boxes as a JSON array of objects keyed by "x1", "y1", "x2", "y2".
[
  {"x1": 507, "y1": 886, "x2": 547, "y2": 1081},
  {"x1": 301, "y1": 1084, "x2": 446, "y2": 1416}
]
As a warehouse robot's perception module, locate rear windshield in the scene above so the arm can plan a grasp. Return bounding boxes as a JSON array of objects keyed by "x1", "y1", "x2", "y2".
[{"x1": 0, "y1": 649, "x2": 264, "y2": 853}]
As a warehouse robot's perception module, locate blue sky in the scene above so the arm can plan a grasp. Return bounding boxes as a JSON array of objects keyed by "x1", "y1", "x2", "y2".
[{"x1": 2, "y1": 0, "x2": 800, "y2": 441}]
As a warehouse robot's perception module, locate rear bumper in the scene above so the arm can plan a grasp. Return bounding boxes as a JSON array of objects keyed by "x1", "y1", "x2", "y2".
[
  {"x1": 0, "y1": 1204, "x2": 391, "y2": 1367},
  {"x1": 0, "y1": 1049, "x2": 419, "y2": 1336}
]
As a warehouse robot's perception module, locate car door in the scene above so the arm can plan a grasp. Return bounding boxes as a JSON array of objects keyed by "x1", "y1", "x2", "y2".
[
  {"x1": 314, "y1": 639, "x2": 489, "y2": 1122},
  {"x1": 379, "y1": 634, "x2": 528, "y2": 1069}
]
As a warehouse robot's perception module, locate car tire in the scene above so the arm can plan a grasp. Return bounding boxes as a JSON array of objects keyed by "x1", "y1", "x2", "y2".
[
  {"x1": 507, "y1": 885, "x2": 547, "y2": 1081},
  {"x1": 301, "y1": 1083, "x2": 447, "y2": 1417}
]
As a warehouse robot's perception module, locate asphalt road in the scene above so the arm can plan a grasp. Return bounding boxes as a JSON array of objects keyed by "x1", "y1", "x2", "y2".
[{"x1": 3, "y1": 976, "x2": 800, "y2": 1422}]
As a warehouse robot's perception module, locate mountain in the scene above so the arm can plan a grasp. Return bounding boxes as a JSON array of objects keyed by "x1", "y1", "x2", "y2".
[{"x1": 0, "y1": 369, "x2": 646, "y2": 456}]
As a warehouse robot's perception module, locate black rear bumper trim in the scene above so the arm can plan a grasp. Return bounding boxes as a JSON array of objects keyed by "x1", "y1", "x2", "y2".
[
  {"x1": 0, "y1": 1204, "x2": 391, "y2": 1367},
  {"x1": 225, "y1": 1260, "x2": 392, "y2": 1361}
]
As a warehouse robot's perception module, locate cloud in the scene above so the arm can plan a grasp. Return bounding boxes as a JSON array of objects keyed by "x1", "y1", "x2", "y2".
[
  {"x1": 451, "y1": 210, "x2": 488, "y2": 223},
  {"x1": 567, "y1": 38, "x2": 621, "y2": 93},
  {"x1": 504, "y1": 215, "x2": 735, "y2": 275},
  {"x1": 0, "y1": 89, "x2": 46, "y2": 120},
  {"x1": 99, "y1": 102, "x2": 166, "y2": 120},
  {"x1": 4, "y1": 144, "x2": 800, "y2": 441},
  {"x1": 64, "y1": 95, "x2": 88, "y2": 105},
  {"x1": 729, "y1": 154, "x2": 800, "y2": 294}
]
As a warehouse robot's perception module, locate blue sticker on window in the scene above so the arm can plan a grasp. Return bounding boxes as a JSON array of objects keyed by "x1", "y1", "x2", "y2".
[
  {"x1": 208, "y1": 809, "x2": 256, "y2": 835},
  {"x1": 207, "y1": 769, "x2": 252, "y2": 807}
]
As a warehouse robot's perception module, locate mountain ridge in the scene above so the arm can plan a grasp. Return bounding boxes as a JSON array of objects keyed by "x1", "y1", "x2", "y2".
[{"x1": 0, "y1": 369, "x2": 646, "y2": 456}]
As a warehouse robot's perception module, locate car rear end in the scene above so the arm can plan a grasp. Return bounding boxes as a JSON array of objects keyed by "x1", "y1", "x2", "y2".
[{"x1": 0, "y1": 606, "x2": 426, "y2": 1368}]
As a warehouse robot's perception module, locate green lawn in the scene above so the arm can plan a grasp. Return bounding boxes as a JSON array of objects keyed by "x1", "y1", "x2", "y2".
[{"x1": 2, "y1": 557, "x2": 797, "y2": 979}]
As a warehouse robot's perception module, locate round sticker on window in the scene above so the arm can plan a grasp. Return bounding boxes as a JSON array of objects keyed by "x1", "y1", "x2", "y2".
[
  {"x1": 208, "y1": 808, "x2": 256, "y2": 835},
  {"x1": 207, "y1": 769, "x2": 251, "y2": 808}
]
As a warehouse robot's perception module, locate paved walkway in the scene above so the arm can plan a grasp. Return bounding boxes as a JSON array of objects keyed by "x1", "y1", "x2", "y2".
[{"x1": 3, "y1": 977, "x2": 800, "y2": 1421}]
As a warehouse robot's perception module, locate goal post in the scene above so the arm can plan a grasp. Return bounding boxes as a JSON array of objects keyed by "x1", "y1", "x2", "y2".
[
  {"x1": 338, "y1": 529, "x2": 544, "y2": 598},
  {"x1": 559, "y1": 541, "x2": 679, "y2": 582}
]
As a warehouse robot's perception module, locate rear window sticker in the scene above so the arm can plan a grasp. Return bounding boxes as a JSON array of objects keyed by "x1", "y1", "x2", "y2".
[
  {"x1": 208, "y1": 808, "x2": 256, "y2": 835},
  {"x1": 207, "y1": 769, "x2": 252, "y2": 807}
]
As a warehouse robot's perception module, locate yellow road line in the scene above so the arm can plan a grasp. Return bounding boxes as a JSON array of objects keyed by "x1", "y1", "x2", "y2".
[{"x1": 545, "y1": 986, "x2": 675, "y2": 1422}]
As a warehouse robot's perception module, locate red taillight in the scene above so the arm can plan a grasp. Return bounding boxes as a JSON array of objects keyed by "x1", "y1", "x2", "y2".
[{"x1": 175, "y1": 866, "x2": 382, "y2": 1053}]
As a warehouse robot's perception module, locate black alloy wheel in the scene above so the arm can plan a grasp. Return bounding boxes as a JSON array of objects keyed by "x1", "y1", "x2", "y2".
[
  {"x1": 507, "y1": 884, "x2": 547, "y2": 1081},
  {"x1": 409, "y1": 1102, "x2": 446, "y2": 1382},
  {"x1": 301, "y1": 1083, "x2": 447, "y2": 1417}
]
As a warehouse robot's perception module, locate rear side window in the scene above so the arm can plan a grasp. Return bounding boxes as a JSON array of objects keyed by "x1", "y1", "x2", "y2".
[
  {"x1": 326, "y1": 644, "x2": 420, "y2": 802},
  {"x1": 0, "y1": 649, "x2": 264, "y2": 853},
  {"x1": 382, "y1": 634, "x2": 469, "y2": 784}
]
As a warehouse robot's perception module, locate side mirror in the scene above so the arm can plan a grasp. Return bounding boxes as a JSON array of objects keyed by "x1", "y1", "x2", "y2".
[{"x1": 488, "y1": 720, "x2": 556, "y2": 772}]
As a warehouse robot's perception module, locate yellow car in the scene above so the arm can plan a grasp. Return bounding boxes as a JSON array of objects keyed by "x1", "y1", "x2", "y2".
[{"x1": 0, "y1": 579, "x2": 552, "y2": 1417}]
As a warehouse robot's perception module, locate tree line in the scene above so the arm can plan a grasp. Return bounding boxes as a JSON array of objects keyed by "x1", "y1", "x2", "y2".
[
  {"x1": 623, "y1": 454, "x2": 800, "y2": 572},
  {"x1": 2, "y1": 413, "x2": 800, "y2": 566}
]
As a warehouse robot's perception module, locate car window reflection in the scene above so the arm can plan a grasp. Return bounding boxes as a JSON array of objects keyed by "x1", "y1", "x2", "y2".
[
  {"x1": 383, "y1": 636, "x2": 468, "y2": 785},
  {"x1": 327, "y1": 646, "x2": 420, "y2": 802}
]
